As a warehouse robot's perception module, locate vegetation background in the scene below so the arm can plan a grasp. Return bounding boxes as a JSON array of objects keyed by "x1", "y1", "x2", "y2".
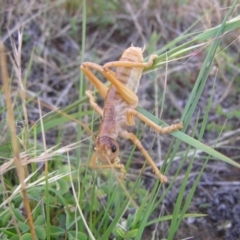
[{"x1": 0, "y1": 0, "x2": 240, "y2": 239}]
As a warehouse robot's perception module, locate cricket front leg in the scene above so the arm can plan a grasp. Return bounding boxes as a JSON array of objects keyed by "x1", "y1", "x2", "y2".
[
  {"x1": 127, "y1": 109, "x2": 183, "y2": 133},
  {"x1": 120, "y1": 130, "x2": 167, "y2": 183},
  {"x1": 102, "y1": 54, "x2": 158, "y2": 106},
  {"x1": 85, "y1": 90, "x2": 103, "y2": 116},
  {"x1": 89, "y1": 153, "x2": 126, "y2": 179}
]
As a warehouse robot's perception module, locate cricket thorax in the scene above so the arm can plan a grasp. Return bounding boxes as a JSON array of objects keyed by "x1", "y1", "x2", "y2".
[{"x1": 99, "y1": 87, "x2": 130, "y2": 138}]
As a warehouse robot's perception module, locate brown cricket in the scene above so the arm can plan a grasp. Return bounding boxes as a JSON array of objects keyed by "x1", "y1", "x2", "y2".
[{"x1": 80, "y1": 46, "x2": 183, "y2": 183}]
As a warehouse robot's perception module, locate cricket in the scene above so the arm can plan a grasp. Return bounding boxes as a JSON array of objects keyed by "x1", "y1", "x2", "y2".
[{"x1": 80, "y1": 45, "x2": 183, "y2": 183}]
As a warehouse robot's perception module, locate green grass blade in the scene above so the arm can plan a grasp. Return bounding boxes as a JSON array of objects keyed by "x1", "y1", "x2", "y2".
[
  {"x1": 146, "y1": 213, "x2": 207, "y2": 226},
  {"x1": 77, "y1": 0, "x2": 87, "y2": 163},
  {"x1": 168, "y1": 111, "x2": 200, "y2": 239},
  {"x1": 100, "y1": 177, "x2": 142, "y2": 240},
  {"x1": 144, "y1": 16, "x2": 240, "y2": 71},
  {"x1": 135, "y1": 182, "x2": 161, "y2": 240},
  {"x1": 137, "y1": 106, "x2": 240, "y2": 169},
  {"x1": 173, "y1": 71, "x2": 218, "y2": 238}
]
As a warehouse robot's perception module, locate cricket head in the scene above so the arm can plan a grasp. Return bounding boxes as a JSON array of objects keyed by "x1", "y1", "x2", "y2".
[{"x1": 94, "y1": 136, "x2": 119, "y2": 164}]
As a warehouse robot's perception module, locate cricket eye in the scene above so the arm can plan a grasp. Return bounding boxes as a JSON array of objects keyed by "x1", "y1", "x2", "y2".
[
  {"x1": 93, "y1": 145, "x2": 96, "y2": 151},
  {"x1": 111, "y1": 144, "x2": 117, "y2": 153}
]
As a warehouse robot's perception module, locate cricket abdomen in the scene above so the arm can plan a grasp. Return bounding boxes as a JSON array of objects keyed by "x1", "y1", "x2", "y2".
[{"x1": 115, "y1": 46, "x2": 144, "y2": 93}]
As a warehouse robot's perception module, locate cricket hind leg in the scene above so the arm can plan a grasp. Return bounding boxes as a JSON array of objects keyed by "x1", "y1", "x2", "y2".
[
  {"x1": 102, "y1": 54, "x2": 158, "y2": 106},
  {"x1": 80, "y1": 62, "x2": 109, "y2": 99},
  {"x1": 127, "y1": 109, "x2": 183, "y2": 133},
  {"x1": 120, "y1": 130, "x2": 167, "y2": 183},
  {"x1": 81, "y1": 54, "x2": 157, "y2": 105},
  {"x1": 81, "y1": 61, "x2": 139, "y2": 106},
  {"x1": 103, "y1": 54, "x2": 157, "y2": 69}
]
